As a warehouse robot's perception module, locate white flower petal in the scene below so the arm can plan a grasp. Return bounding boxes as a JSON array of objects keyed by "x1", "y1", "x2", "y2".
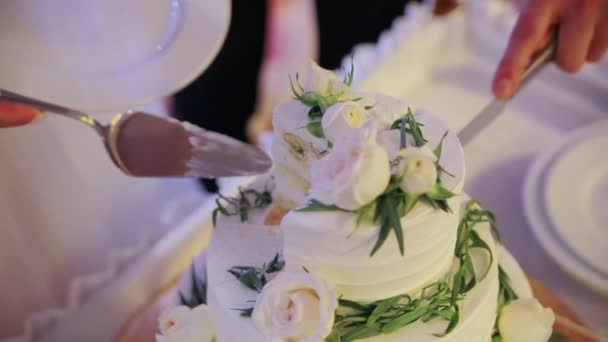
[
  {"x1": 310, "y1": 127, "x2": 390, "y2": 210},
  {"x1": 498, "y1": 298, "x2": 555, "y2": 342},
  {"x1": 252, "y1": 271, "x2": 337, "y2": 342},
  {"x1": 398, "y1": 146, "x2": 438, "y2": 195},
  {"x1": 322, "y1": 102, "x2": 370, "y2": 142}
]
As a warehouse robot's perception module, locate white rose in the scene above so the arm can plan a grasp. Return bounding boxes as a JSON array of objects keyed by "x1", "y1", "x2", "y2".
[
  {"x1": 398, "y1": 146, "x2": 438, "y2": 195},
  {"x1": 498, "y1": 298, "x2": 555, "y2": 342},
  {"x1": 304, "y1": 61, "x2": 347, "y2": 96},
  {"x1": 309, "y1": 127, "x2": 391, "y2": 210},
  {"x1": 156, "y1": 305, "x2": 215, "y2": 342},
  {"x1": 252, "y1": 271, "x2": 338, "y2": 342},
  {"x1": 321, "y1": 101, "x2": 370, "y2": 142},
  {"x1": 366, "y1": 94, "x2": 407, "y2": 130}
]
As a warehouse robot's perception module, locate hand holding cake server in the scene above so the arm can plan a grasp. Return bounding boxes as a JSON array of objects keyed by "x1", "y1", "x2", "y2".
[{"x1": 0, "y1": 88, "x2": 272, "y2": 178}]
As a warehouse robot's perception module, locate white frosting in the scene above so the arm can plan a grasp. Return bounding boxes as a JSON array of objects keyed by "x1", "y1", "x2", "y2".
[
  {"x1": 282, "y1": 111, "x2": 465, "y2": 301},
  {"x1": 207, "y1": 221, "x2": 282, "y2": 342},
  {"x1": 206, "y1": 198, "x2": 520, "y2": 342}
]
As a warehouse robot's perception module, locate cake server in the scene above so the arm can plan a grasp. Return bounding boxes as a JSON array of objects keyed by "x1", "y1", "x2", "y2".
[
  {"x1": 0, "y1": 88, "x2": 273, "y2": 178},
  {"x1": 457, "y1": 40, "x2": 557, "y2": 146}
]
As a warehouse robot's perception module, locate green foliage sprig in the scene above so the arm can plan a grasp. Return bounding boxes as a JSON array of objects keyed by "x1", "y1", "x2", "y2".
[
  {"x1": 326, "y1": 281, "x2": 460, "y2": 342},
  {"x1": 227, "y1": 253, "x2": 285, "y2": 316},
  {"x1": 289, "y1": 61, "x2": 360, "y2": 140},
  {"x1": 325, "y1": 200, "x2": 499, "y2": 341},
  {"x1": 179, "y1": 264, "x2": 208, "y2": 308},
  {"x1": 212, "y1": 187, "x2": 272, "y2": 226}
]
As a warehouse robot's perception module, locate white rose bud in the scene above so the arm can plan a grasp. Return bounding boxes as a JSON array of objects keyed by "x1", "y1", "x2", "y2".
[
  {"x1": 156, "y1": 305, "x2": 215, "y2": 342},
  {"x1": 304, "y1": 61, "x2": 347, "y2": 96},
  {"x1": 498, "y1": 298, "x2": 555, "y2": 342},
  {"x1": 321, "y1": 101, "x2": 370, "y2": 142},
  {"x1": 398, "y1": 146, "x2": 438, "y2": 195},
  {"x1": 252, "y1": 271, "x2": 338, "y2": 342},
  {"x1": 310, "y1": 127, "x2": 391, "y2": 210}
]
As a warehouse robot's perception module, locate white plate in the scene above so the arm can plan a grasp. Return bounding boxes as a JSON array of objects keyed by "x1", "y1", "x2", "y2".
[
  {"x1": 545, "y1": 126, "x2": 608, "y2": 275},
  {"x1": 524, "y1": 120, "x2": 608, "y2": 296},
  {"x1": 0, "y1": 0, "x2": 230, "y2": 111}
]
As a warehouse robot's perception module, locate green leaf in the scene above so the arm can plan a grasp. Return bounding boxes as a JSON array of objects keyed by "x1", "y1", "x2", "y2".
[
  {"x1": 297, "y1": 200, "x2": 350, "y2": 212},
  {"x1": 385, "y1": 177, "x2": 404, "y2": 193},
  {"x1": 492, "y1": 334, "x2": 503, "y2": 342},
  {"x1": 433, "y1": 307, "x2": 459, "y2": 337},
  {"x1": 191, "y1": 265, "x2": 206, "y2": 305},
  {"x1": 468, "y1": 229, "x2": 494, "y2": 280},
  {"x1": 264, "y1": 253, "x2": 285, "y2": 273},
  {"x1": 497, "y1": 266, "x2": 518, "y2": 310},
  {"x1": 390, "y1": 118, "x2": 401, "y2": 130},
  {"x1": 406, "y1": 109, "x2": 426, "y2": 147},
  {"x1": 214, "y1": 188, "x2": 273, "y2": 223},
  {"x1": 355, "y1": 201, "x2": 376, "y2": 230},
  {"x1": 308, "y1": 105, "x2": 322, "y2": 120},
  {"x1": 338, "y1": 299, "x2": 371, "y2": 312},
  {"x1": 403, "y1": 193, "x2": 419, "y2": 216},
  {"x1": 318, "y1": 95, "x2": 336, "y2": 113},
  {"x1": 450, "y1": 267, "x2": 464, "y2": 305},
  {"x1": 234, "y1": 307, "x2": 254, "y2": 317},
  {"x1": 400, "y1": 115, "x2": 407, "y2": 149},
  {"x1": 370, "y1": 215, "x2": 391, "y2": 257},
  {"x1": 344, "y1": 56, "x2": 355, "y2": 87},
  {"x1": 433, "y1": 131, "x2": 449, "y2": 161},
  {"x1": 236, "y1": 268, "x2": 265, "y2": 292},
  {"x1": 366, "y1": 296, "x2": 401, "y2": 326},
  {"x1": 425, "y1": 183, "x2": 456, "y2": 201},
  {"x1": 381, "y1": 307, "x2": 427, "y2": 334},
  {"x1": 385, "y1": 195, "x2": 405, "y2": 255},
  {"x1": 342, "y1": 322, "x2": 382, "y2": 342},
  {"x1": 325, "y1": 329, "x2": 342, "y2": 342},
  {"x1": 212, "y1": 208, "x2": 220, "y2": 227},
  {"x1": 306, "y1": 120, "x2": 326, "y2": 138},
  {"x1": 227, "y1": 253, "x2": 285, "y2": 313}
]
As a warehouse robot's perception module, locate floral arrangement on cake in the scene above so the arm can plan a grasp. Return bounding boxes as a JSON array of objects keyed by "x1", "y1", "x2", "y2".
[{"x1": 155, "y1": 62, "x2": 556, "y2": 342}]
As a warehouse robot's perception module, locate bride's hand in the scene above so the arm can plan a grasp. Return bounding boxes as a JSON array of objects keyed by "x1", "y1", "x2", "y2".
[
  {"x1": 493, "y1": 0, "x2": 607, "y2": 99},
  {"x1": 0, "y1": 102, "x2": 43, "y2": 127}
]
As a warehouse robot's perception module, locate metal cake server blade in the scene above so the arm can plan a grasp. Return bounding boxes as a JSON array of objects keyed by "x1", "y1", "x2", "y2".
[
  {"x1": 458, "y1": 39, "x2": 557, "y2": 146},
  {"x1": 0, "y1": 89, "x2": 273, "y2": 178}
]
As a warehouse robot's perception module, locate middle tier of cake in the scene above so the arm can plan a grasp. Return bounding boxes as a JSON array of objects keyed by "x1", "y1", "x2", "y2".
[{"x1": 206, "y1": 197, "x2": 503, "y2": 342}]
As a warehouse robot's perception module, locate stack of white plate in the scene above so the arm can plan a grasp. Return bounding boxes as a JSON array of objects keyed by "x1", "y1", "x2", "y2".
[{"x1": 524, "y1": 120, "x2": 608, "y2": 296}]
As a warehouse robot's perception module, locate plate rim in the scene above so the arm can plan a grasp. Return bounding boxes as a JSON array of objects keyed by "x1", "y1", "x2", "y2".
[
  {"x1": 523, "y1": 120, "x2": 608, "y2": 296},
  {"x1": 544, "y1": 130, "x2": 608, "y2": 276},
  {"x1": 0, "y1": 0, "x2": 232, "y2": 112}
]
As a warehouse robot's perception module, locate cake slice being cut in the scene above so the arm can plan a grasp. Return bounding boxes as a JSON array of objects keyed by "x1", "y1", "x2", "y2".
[{"x1": 157, "y1": 62, "x2": 555, "y2": 342}]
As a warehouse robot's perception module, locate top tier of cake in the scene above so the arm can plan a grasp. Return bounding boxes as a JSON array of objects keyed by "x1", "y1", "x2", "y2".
[{"x1": 268, "y1": 62, "x2": 465, "y2": 301}]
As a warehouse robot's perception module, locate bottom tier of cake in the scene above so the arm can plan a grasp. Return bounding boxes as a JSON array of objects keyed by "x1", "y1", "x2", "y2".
[{"x1": 205, "y1": 199, "x2": 534, "y2": 342}]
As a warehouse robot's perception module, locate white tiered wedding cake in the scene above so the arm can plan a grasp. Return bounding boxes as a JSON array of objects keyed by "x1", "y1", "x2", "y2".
[{"x1": 155, "y1": 63, "x2": 555, "y2": 342}]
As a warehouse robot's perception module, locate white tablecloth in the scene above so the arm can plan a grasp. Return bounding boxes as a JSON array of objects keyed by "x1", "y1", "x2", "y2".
[{"x1": 0, "y1": 101, "x2": 203, "y2": 340}]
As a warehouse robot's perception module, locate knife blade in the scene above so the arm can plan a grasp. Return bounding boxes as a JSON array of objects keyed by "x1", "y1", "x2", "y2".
[{"x1": 457, "y1": 39, "x2": 557, "y2": 146}]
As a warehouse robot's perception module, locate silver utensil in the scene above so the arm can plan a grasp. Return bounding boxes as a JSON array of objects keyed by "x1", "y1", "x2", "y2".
[
  {"x1": 457, "y1": 40, "x2": 558, "y2": 146},
  {"x1": 0, "y1": 89, "x2": 273, "y2": 178}
]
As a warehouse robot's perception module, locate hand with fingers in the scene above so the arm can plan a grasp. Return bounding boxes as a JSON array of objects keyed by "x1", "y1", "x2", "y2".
[
  {"x1": 493, "y1": 0, "x2": 608, "y2": 99},
  {"x1": 0, "y1": 102, "x2": 43, "y2": 127}
]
